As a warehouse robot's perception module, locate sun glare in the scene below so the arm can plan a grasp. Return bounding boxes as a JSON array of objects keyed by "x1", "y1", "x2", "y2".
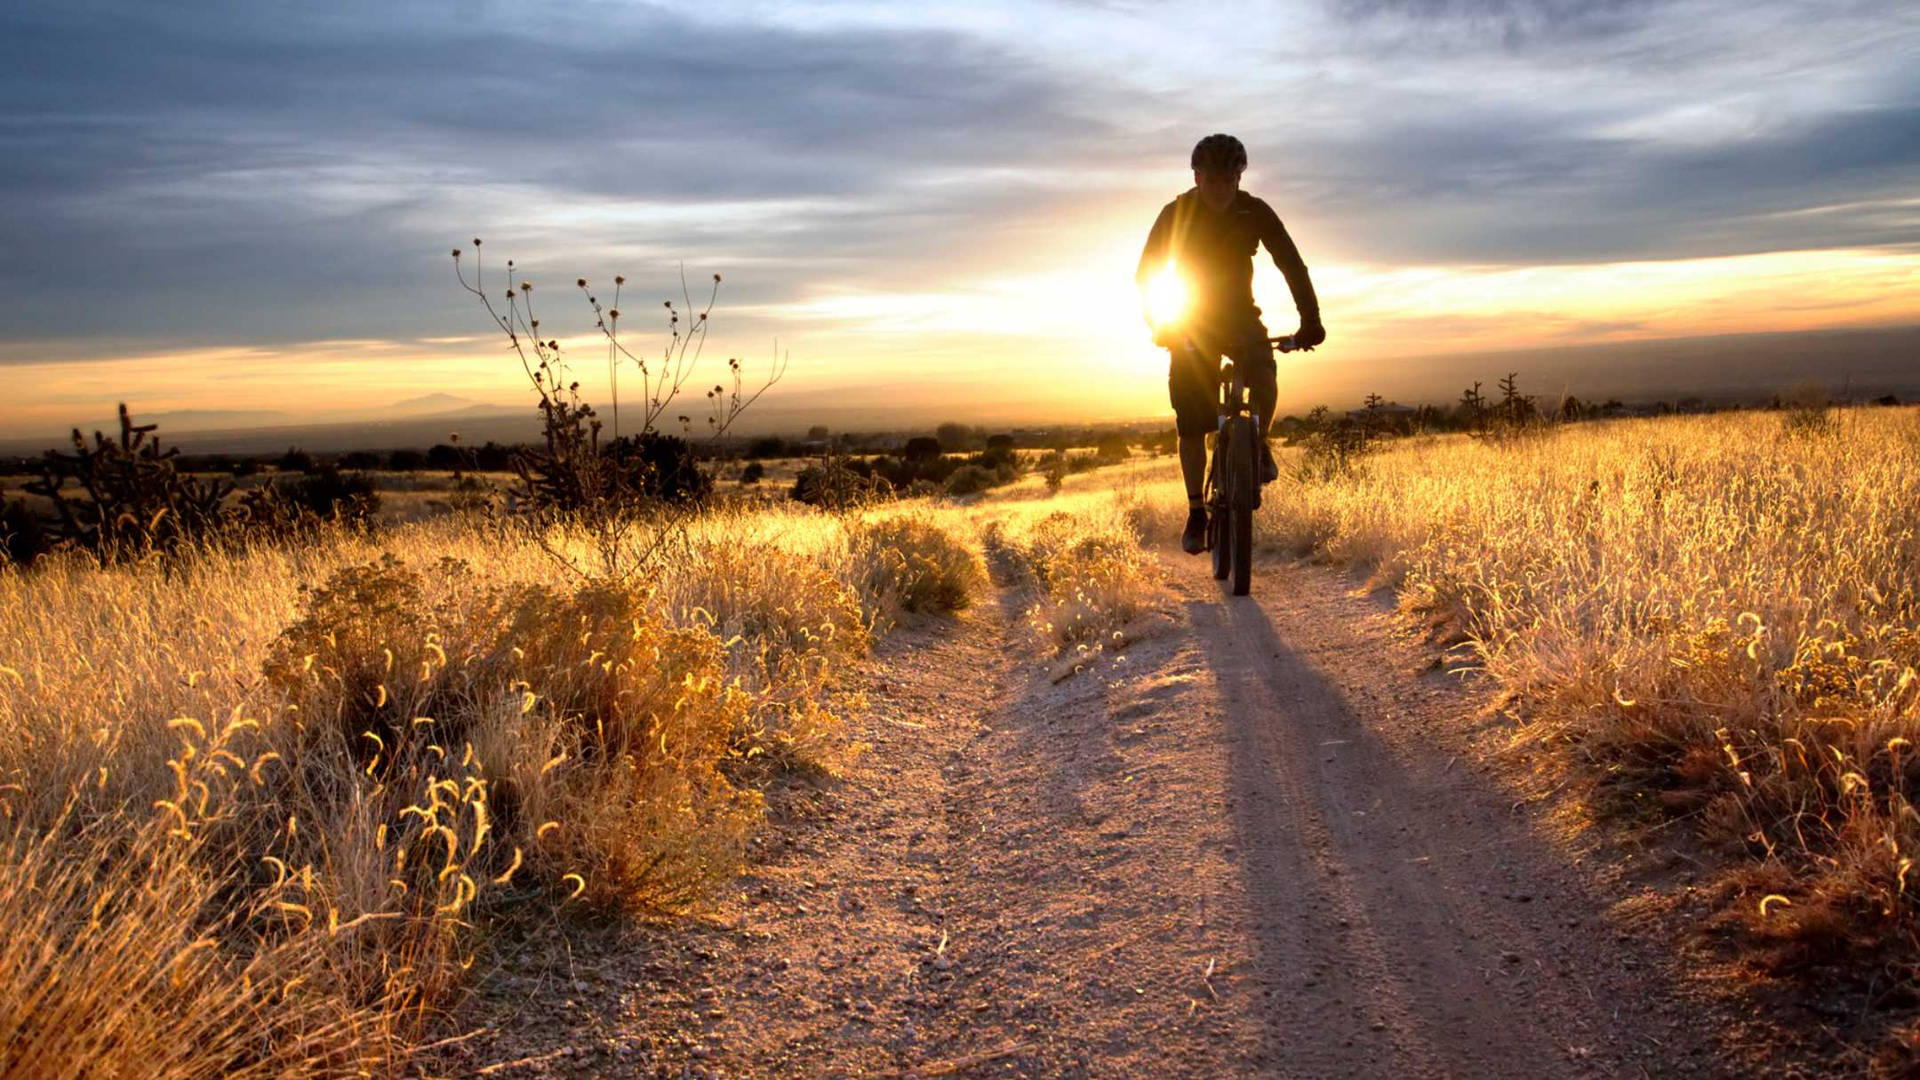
[{"x1": 1144, "y1": 264, "x2": 1187, "y2": 329}]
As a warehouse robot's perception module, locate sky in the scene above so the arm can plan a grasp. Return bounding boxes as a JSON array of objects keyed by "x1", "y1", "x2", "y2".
[{"x1": 3, "y1": 0, "x2": 1918, "y2": 433}]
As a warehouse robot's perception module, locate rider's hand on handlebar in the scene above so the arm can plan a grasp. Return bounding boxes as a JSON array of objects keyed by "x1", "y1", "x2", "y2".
[{"x1": 1293, "y1": 319, "x2": 1326, "y2": 350}]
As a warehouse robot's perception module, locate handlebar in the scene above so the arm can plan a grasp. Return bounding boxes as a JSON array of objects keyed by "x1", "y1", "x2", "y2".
[{"x1": 1270, "y1": 335, "x2": 1307, "y2": 354}]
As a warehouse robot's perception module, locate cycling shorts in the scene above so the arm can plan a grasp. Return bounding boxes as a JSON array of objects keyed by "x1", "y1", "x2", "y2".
[{"x1": 1168, "y1": 323, "x2": 1276, "y2": 438}]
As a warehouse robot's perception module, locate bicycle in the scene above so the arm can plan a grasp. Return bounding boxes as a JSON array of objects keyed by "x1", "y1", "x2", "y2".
[{"x1": 1198, "y1": 334, "x2": 1299, "y2": 596}]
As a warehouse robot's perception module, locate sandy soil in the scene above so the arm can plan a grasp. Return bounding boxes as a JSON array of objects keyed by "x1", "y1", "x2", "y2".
[{"x1": 451, "y1": 549, "x2": 1840, "y2": 1079}]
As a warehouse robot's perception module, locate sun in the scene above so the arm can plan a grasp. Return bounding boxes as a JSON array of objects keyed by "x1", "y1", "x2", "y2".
[{"x1": 1143, "y1": 263, "x2": 1188, "y2": 330}]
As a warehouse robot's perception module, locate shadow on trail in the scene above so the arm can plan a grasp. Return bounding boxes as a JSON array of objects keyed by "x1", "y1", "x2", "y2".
[{"x1": 1187, "y1": 580, "x2": 1633, "y2": 1079}]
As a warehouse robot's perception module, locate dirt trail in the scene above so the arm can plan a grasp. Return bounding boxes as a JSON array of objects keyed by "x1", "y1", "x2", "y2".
[{"x1": 458, "y1": 551, "x2": 1793, "y2": 1079}]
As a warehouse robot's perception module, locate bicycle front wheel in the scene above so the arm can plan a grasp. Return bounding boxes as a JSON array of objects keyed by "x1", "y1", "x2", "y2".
[
  {"x1": 1229, "y1": 419, "x2": 1255, "y2": 596},
  {"x1": 1208, "y1": 434, "x2": 1231, "y2": 581}
]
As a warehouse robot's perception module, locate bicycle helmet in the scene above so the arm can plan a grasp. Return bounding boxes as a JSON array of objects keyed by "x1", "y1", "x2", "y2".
[{"x1": 1190, "y1": 133, "x2": 1247, "y2": 175}]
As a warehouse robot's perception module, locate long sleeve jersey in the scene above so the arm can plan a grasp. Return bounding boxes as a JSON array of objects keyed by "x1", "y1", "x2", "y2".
[{"x1": 1135, "y1": 188, "x2": 1320, "y2": 336}]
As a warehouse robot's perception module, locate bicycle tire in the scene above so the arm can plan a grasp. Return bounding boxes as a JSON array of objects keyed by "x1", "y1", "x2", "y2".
[
  {"x1": 1229, "y1": 419, "x2": 1255, "y2": 596},
  {"x1": 1208, "y1": 434, "x2": 1231, "y2": 581}
]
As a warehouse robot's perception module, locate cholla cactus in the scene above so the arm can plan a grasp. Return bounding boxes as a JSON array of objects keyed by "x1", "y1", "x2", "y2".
[{"x1": 24, "y1": 404, "x2": 235, "y2": 564}]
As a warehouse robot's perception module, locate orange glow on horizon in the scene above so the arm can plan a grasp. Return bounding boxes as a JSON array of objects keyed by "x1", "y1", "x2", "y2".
[{"x1": 5, "y1": 245, "x2": 1918, "y2": 435}]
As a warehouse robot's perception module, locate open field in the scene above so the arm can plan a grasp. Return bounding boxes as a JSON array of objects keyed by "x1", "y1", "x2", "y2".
[{"x1": 5, "y1": 407, "x2": 1920, "y2": 1075}]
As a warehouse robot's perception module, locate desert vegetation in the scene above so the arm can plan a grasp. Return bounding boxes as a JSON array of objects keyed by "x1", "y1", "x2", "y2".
[
  {"x1": 14, "y1": 335, "x2": 1914, "y2": 1072},
  {"x1": 0, "y1": 426, "x2": 1161, "y2": 1077}
]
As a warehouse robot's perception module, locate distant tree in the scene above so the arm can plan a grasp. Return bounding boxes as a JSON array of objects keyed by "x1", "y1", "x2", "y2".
[
  {"x1": 425, "y1": 444, "x2": 466, "y2": 471},
  {"x1": 1042, "y1": 449, "x2": 1067, "y2": 492},
  {"x1": 276, "y1": 447, "x2": 315, "y2": 473},
  {"x1": 339, "y1": 450, "x2": 383, "y2": 470},
  {"x1": 1558, "y1": 395, "x2": 1583, "y2": 422},
  {"x1": 1094, "y1": 432, "x2": 1131, "y2": 461},
  {"x1": 740, "y1": 461, "x2": 766, "y2": 485},
  {"x1": 747, "y1": 436, "x2": 788, "y2": 459},
  {"x1": 807, "y1": 425, "x2": 830, "y2": 441},
  {"x1": 945, "y1": 464, "x2": 995, "y2": 496},
  {"x1": 935, "y1": 422, "x2": 974, "y2": 452},
  {"x1": 387, "y1": 448, "x2": 426, "y2": 470},
  {"x1": 984, "y1": 433, "x2": 1016, "y2": 460},
  {"x1": 232, "y1": 457, "x2": 261, "y2": 477},
  {"x1": 903, "y1": 436, "x2": 942, "y2": 462},
  {"x1": 473, "y1": 441, "x2": 513, "y2": 471}
]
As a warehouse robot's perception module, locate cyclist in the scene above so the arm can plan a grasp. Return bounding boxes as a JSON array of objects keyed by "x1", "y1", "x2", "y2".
[{"x1": 1135, "y1": 133, "x2": 1325, "y2": 555}]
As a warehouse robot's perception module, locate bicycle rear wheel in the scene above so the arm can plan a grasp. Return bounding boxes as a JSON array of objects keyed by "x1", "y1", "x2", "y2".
[{"x1": 1229, "y1": 419, "x2": 1255, "y2": 596}]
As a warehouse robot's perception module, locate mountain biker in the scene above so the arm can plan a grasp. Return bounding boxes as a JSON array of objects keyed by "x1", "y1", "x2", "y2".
[{"x1": 1135, "y1": 133, "x2": 1325, "y2": 555}]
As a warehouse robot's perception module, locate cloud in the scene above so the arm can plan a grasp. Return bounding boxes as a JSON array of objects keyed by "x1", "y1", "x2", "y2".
[
  {"x1": 0, "y1": 0, "x2": 1916, "y2": 369},
  {"x1": 0, "y1": 0, "x2": 1123, "y2": 347}
]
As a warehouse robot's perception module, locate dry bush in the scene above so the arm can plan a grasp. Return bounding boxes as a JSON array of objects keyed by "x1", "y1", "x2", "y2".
[
  {"x1": 0, "y1": 810, "x2": 412, "y2": 1079},
  {"x1": 983, "y1": 503, "x2": 1161, "y2": 669},
  {"x1": 846, "y1": 515, "x2": 986, "y2": 625},
  {"x1": 0, "y1": 495, "x2": 963, "y2": 1074}
]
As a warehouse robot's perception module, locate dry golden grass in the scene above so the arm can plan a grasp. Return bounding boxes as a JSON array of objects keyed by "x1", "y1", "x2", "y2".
[
  {"x1": 1241, "y1": 407, "x2": 1920, "y2": 974},
  {"x1": 0, "y1": 473, "x2": 1161, "y2": 1077}
]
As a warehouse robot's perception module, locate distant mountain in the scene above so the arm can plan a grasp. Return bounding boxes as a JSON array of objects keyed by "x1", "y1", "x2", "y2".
[
  {"x1": 17, "y1": 408, "x2": 291, "y2": 443},
  {"x1": 392, "y1": 392, "x2": 481, "y2": 413}
]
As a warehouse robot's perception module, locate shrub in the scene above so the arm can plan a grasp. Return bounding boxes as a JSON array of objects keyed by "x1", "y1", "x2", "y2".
[
  {"x1": 945, "y1": 464, "x2": 996, "y2": 496},
  {"x1": 792, "y1": 459, "x2": 888, "y2": 510},
  {"x1": 1292, "y1": 423, "x2": 1371, "y2": 483},
  {"x1": 1042, "y1": 450, "x2": 1067, "y2": 492},
  {"x1": 452, "y1": 240, "x2": 781, "y2": 526},
  {"x1": 609, "y1": 431, "x2": 713, "y2": 505},
  {"x1": 740, "y1": 461, "x2": 766, "y2": 485},
  {"x1": 283, "y1": 466, "x2": 381, "y2": 523},
  {"x1": 987, "y1": 511, "x2": 1158, "y2": 658},
  {"x1": 1, "y1": 491, "x2": 49, "y2": 567},
  {"x1": 847, "y1": 516, "x2": 984, "y2": 622},
  {"x1": 262, "y1": 555, "x2": 760, "y2": 911},
  {"x1": 1781, "y1": 382, "x2": 1836, "y2": 438}
]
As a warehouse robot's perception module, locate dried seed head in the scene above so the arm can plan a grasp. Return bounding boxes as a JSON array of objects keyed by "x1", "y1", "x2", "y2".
[
  {"x1": 576, "y1": 278, "x2": 587, "y2": 288},
  {"x1": 451, "y1": 249, "x2": 461, "y2": 258},
  {"x1": 614, "y1": 275, "x2": 626, "y2": 285},
  {"x1": 713, "y1": 273, "x2": 722, "y2": 283},
  {"x1": 472, "y1": 237, "x2": 482, "y2": 246},
  {"x1": 520, "y1": 280, "x2": 532, "y2": 291},
  {"x1": 608, "y1": 309, "x2": 619, "y2": 319}
]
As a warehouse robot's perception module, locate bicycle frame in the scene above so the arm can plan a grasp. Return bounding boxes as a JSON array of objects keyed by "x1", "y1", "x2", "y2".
[{"x1": 1185, "y1": 333, "x2": 1298, "y2": 595}]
